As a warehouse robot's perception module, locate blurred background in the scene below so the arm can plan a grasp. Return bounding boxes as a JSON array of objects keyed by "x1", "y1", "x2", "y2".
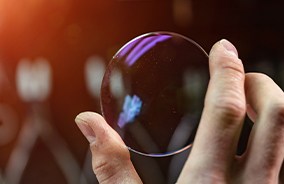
[{"x1": 0, "y1": 0, "x2": 284, "y2": 183}]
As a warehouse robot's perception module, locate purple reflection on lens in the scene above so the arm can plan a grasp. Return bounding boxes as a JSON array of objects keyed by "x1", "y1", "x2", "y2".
[
  {"x1": 118, "y1": 38, "x2": 140, "y2": 57},
  {"x1": 126, "y1": 35, "x2": 171, "y2": 66},
  {"x1": 125, "y1": 36, "x2": 157, "y2": 65}
]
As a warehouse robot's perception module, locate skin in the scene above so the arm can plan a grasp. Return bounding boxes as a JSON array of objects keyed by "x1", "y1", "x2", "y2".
[{"x1": 75, "y1": 39, "x2": 284, "y2": 184}]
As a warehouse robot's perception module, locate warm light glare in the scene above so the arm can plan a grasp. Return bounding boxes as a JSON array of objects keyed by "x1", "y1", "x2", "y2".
[{"x1": 0, "y1": 0, "x2": 70, "y2": 53}]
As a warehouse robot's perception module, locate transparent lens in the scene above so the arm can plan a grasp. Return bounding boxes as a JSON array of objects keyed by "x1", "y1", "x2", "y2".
[{"x1": 101, "y1": 32, "x2": 209, "y2": 157}]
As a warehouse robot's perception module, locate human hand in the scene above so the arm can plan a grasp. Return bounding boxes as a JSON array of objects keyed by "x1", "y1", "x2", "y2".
[{"x1": 75, "y1": 39, "x2": 284, "y2": 183}]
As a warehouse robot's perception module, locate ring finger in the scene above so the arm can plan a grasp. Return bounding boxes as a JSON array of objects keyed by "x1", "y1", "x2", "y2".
[{"x1": 242, "y1": 73, "x2": 284, "y2": 183}]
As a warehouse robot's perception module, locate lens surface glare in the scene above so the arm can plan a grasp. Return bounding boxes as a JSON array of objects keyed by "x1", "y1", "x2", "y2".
[{"x1": 101, "y1": 32, "x2": 208, "y2": 157}]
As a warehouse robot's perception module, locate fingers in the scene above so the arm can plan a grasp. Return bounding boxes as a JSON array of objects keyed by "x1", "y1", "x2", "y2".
[
  {"x1": 242, "y1": 73, "x2": 284, "y2": 182},
  {"x1": 75, "y1": 112, "x2": 142, "y2": 184},
  {"x1": 178, "y1": 39, "x2": 246, "y2": 181}
]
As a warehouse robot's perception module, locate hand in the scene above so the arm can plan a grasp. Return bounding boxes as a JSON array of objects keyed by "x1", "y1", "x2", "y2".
[{"x1": 75, "y1": 39, "x2": 284, "y2": 184}]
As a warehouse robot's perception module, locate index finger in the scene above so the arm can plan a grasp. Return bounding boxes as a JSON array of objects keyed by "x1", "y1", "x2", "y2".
[{"x1": 178, "y1": 40, "x2": 246, "y2": 181}]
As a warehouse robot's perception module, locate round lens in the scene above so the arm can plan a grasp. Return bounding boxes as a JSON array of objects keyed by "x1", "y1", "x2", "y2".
[{"x1": 101, "y1": 32, "x2": 208, "y2": 157}]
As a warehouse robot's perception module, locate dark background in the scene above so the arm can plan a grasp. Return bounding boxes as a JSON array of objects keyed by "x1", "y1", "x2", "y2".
[{"x1": 0, "y1": 0, "x2": 284, "y2": 183}]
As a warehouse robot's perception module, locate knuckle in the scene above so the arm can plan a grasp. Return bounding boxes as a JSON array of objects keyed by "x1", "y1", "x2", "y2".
[
  {"x1": 213, "y1": 96, "x2": 246, "y2": 120},
  {"x1": 269, "y1": 103, "x2": 284, "y2": 128},
  {"x1": 93, "y1": 159, "x2": 110, "y2": 174},
  {"x1": 213, "y1": 56, "x2": 245, "y2": 87},
  {"x1": 180, "y1": 163, "x2": 228, "y2": 184},
  {"x1": 218, "y1": 55, "x2": 244, "y2": 77},
  {"x1": 243, "y1": 166, "x2": 278, "y2": 184},
  {"x1": 90, "y1": 140, "x2": 131, "y2": 183},
  {"x1": 194, "y1": 172, "x2": 227, "y2": 183},
  {"x1": 92, "y1": 158, "x2": 121, "y2": 183}
]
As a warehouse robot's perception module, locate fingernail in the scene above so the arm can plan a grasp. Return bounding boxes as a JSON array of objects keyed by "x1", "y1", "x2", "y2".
[
  {"x1": 220, "y1": 39, "x2": 238, "y2": 57},
  {"x1": 75, "y1": 115, "x2": 96, "y2": 143}
]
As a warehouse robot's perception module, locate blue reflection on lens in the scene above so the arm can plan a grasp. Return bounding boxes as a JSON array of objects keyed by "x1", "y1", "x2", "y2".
[{"x1": 118, "y1": 94, "x2": 142, "y2": 128}]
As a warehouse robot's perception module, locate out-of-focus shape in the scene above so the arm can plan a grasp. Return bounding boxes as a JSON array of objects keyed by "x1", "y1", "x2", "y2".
[
  {"x1": 110, "y1": 68, "x2": 125, "y2": 99},
  {"x1": 173, "y1": 0, "x2": 193, "y2": 27},
  {"x1": 5, "y1": 115, "x2": 87, "y2": 184},
  {"x1": 183, "y1": 69, "x2": 207, "y2": 111},
  {"x1": 16, "y1": 58, "x2": 52, "y2": 102},
  {"x1": 0, "y1": 171, "x2": 4, "y2": 184},
  {"x1": 84, "y1": 56, "x2": 106, "y2": 99},
  {"x1": 167, "y1": 114, "x2": 197, "y2": 152},
  {"x1": 0, "y1": 104, "x2": 18, "y2": 146},
  {"x1": 183, "y1": 70, "x2": 204, "y2": 97},
  {"x1": 0, "y1": 62, "x2": 9, "y2": 94},
  {"x1": 80, "y1": 150, "x2": 99, "y2": 184}
]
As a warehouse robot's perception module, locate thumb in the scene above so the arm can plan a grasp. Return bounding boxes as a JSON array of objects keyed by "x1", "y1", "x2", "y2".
[{"x1": 75, "y1": 111, "x2": 142, "y2": 184}]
